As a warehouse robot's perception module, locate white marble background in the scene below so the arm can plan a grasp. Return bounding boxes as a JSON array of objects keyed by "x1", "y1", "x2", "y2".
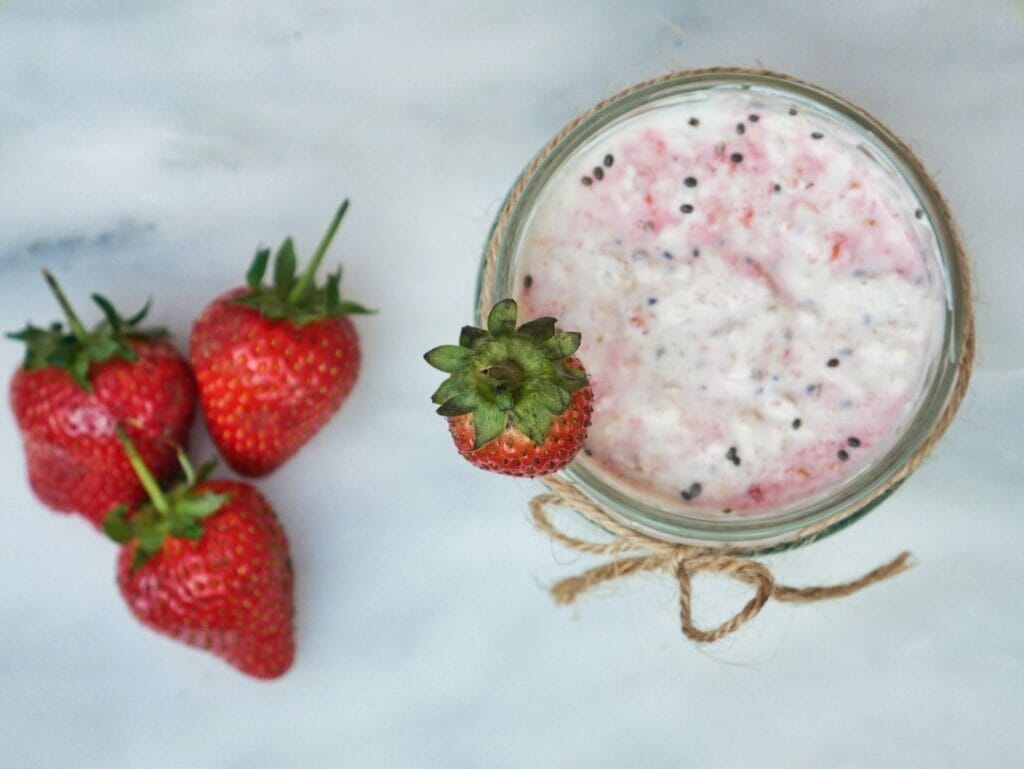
[{"x1": 1, "y1": 1, "x2": 1022, "y2": 767}]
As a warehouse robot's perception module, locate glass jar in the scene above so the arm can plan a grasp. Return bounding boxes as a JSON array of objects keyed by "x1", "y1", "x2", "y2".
[{"x1": 476, "y1": 68, "x2": 972, "y2": 553}]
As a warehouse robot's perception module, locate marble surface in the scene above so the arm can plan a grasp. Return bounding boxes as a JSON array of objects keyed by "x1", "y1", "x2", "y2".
[{"x1": 1, "y1": 2, "x2": 1022, "y2": 767}]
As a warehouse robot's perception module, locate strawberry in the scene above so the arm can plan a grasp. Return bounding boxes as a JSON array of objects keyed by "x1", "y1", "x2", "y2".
[
  {"x1": 190, "y1": 200, "x2": 371, "y2": 476},
  {"x1": 105, "y1": 429, "x2": 294, "y2": 680},
  {"x1": 8, "y1": 271, "x2": 196, "y2": 527},
  {"x1": 424, "y1": 299, "x2": 593, "y2": 477}
]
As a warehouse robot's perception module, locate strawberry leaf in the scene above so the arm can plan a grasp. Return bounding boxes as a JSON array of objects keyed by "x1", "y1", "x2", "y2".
[
  {"x1": 512, "y1": 394, "x2": 554, "y2": 446},
  {"x1": 431, "y1": 373, "x2": 467, "y2": 405},
  {"x1": 459, "y1": 326, "x2": 489, "y2": 349},
  {"x1": 137, "y1": 526, "x2": 166, "y2": 556},
  {"x1": 324, "y1": 269, "x2": 341, "y2": 316},
  {"x1": 424, "y1": 345, "x2": 474, "y2": 373},
  {"x1": 555, "y1": 362, "x2": 588, "y2": 392},
  {"x1": 273, "y1": 238, "x2": 297, "y2": 297},
  {"x1": 103, "y1": 505, "x2": 133, "y2": 544},
  {"x1": 176, "y1": 492, "x2": 229, "y2": 519},
  {"x1": 334, "y1": 299, "x2": 374, "y2": 316},
  {"x1": 176, "y1": 446, "x2": 197, "y2": 486},
  {"x1": 195, "y1": 460, "x2": 217, "y2": 484},
  {"x1": 543, "y1": 331, "x2": 581, "y2": 360},
  {"x1": 169, "y1": 519, "x2": 205, "y2": 540},
  {"x1": 487, "y1": 299, "x2": 518, "y2": 337},
  {"x1": 91, "y1": 294, "x2": 123, "y2": 334},
  {"x1": 124, "y1": 298, "x2": 153, "y2": 327},
  {"x1": 437, "y1": 390, "x2": 480, "y2": 416},
  {"x1": 530, "y1": 381, "x2": 570, "y2": 414},
  {"x1": 516, "y1": 316, "x2": 556, "y2": 343},
  {"x1": 471, "y1": 405, "x2": 507, "y2": 450},
  {"x1": 246, "y1": 247, "x2": 271, "y2": 288},
  {"x1": 70, "y1": 350, "x2": 91, "y2": 390}
]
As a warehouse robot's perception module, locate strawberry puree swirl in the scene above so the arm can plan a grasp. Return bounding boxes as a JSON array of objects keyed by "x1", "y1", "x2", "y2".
[{"x1": 514, "y1": 87, "x2": 947, "y2": 518}]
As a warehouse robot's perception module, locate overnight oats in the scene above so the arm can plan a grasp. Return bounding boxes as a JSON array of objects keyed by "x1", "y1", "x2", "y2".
[{"x1": 482, "y1": 71, "x2": 969, "y2": 542}]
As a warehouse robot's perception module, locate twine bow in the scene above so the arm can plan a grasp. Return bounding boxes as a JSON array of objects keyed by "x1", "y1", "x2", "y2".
[{"x1": 531, "y1": 476, "x2": 913, "y2": 643}]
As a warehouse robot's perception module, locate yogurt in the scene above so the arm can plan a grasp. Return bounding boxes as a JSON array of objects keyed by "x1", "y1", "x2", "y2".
[{"x1": 513, "y1": 85, "x2": 947, "y2": 519}]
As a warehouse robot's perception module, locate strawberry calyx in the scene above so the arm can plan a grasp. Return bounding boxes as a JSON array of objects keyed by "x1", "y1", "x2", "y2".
[
  {"x1": 104, "y1": 427, "x2": 230, "y2": 571},
  {"x1": 232, "y1": 199, "x2": 373, "y2": 326},
  {"x1": 6, "y1": 270, "x2": 166, "y2": 391},
  {"x1": 424, "y1": 299, "x2": 588, "y2": 449}
]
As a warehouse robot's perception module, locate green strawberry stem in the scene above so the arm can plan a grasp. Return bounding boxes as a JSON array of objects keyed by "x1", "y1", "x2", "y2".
[
  {"x1": 42, "y1": 269, "x2": 89, "y2": 344},
  {"x1": 115, "y1": 426, "x2": 170, "y2": 516},
  {"x1": 233, "y1": 199, "x2": 371, "y2": 325},
  {"x1": 287, "y1": 199, "x2": 349, "y2": 305},
  {"x1": 424, "y1": 299, "x2": 588, "y2": 448},
  {"x1": 8, "y1": 271, "x2": 165, "y2": 391},
  {"x1": 106, "y1": 428, "x2": 229, "y2": 569}
]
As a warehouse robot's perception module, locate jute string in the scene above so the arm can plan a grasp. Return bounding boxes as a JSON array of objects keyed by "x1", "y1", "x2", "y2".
[
  {"x1": 531, "y1": 476, "x2": 915, "y2": 642},
  {"x1": 481, "y1": 68, "x2": 975, "y2": 643}
]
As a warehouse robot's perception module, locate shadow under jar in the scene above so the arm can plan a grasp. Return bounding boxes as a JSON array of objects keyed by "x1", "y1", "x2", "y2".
[{"x1": 476, "y1": 69, "x2": 972, "y2": 554}]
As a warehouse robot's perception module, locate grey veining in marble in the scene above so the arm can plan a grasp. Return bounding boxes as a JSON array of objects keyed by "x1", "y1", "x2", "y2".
[{"x1": 1, "y1": 1, "x2": 1022, "y2": 767}]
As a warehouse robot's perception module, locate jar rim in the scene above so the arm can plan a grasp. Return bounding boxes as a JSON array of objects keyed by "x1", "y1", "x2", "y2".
[{"x1": 476, "y1": 68, "x2": 973, "y2": 551}]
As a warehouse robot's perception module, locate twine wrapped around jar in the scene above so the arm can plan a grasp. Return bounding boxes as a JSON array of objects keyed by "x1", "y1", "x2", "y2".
[{"x1": 478, "y1": 68, "x2": 975, "y2": 643}]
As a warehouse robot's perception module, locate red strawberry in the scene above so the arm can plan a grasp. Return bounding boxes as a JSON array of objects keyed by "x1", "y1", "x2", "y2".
[
  {"x1": 8, "y1": 271, "x2": 196, "y2": 527},
  {"x1": 105, "y1": 429, "x2": 294, "y2": 680},
  {"x1": 424, "y1": 299, "x2": 593, "y2": 477},
  {"x1": 190, "y1": 200, "x2": 371, "y2": 476}
]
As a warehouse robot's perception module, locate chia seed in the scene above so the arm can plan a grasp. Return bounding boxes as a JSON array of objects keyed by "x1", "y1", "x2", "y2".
[
  {"x1": 680, "y1": 204, "x2": 694, "y2": 214},
  {"x1": 604, "y1": 153, "x2": 614, "y2": 168},
  {"x1": 726, "y1": 446, "x2": 741, "y2": 466},
  {"x1": 680, "y1": 482, "x2": 703, "y2": 501}
]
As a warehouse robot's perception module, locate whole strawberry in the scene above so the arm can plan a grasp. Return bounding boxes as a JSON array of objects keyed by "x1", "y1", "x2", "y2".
[
  {"x1": 191, "y1": 200, "x2": 371, "y2": 476},
  {"x1": 424, "y1": 299, "x2": 593, "y2": 477},
  {"x1": 8, "y1": 271, "x2": 196, "y2": 527},
  {"x1": 105, "y1": 429, "x2": 294, "y2": 679}
]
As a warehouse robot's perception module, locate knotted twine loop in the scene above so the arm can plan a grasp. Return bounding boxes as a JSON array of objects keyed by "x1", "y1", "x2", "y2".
[{"x1": 531, "y1": 476, "x2": 914, "y2": 643}]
